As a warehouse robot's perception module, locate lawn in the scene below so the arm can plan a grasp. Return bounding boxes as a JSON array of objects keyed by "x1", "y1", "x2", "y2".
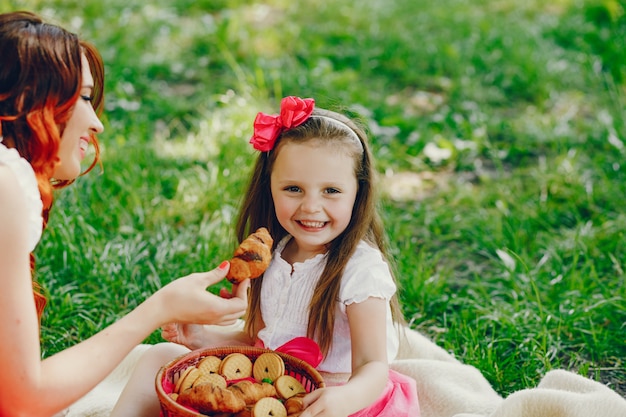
[{"x1": 8, "y1": 0, "x2": 626, "y2": 396}]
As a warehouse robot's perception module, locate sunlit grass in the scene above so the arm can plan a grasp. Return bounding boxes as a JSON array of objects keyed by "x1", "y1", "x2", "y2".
[{"x1": 8, "y1": 0, "x2": 626, "y2": 395}]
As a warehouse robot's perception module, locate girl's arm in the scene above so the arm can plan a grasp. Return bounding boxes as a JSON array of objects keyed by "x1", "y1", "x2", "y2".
[
  {"x1": 0, "y1": 167, "x2": 249, "y2": 417},
  {"x1": 301, "y1": 297, "x2": 389, "y2": 417},
  {"x1": 161, "y1": 321, "x2": 254, "y2": 350}
]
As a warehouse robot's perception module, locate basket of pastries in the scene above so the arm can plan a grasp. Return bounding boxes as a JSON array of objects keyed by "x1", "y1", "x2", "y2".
[{"x1": 156, "y1": 345, "x2": 326, "y2": 417}]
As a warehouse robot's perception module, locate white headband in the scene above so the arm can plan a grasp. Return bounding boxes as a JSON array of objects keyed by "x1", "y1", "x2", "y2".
[{"x1": 310, "y1": 115, "x2": 363, "y2": 152}]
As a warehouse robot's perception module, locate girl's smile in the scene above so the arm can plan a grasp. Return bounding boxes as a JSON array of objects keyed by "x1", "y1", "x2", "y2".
[
  {"x1": 297, "y1": 220, "x2": 327, "y2": 229},
  {"x1": 270, "y1": 140, "x2": 357, "y2": 262}
]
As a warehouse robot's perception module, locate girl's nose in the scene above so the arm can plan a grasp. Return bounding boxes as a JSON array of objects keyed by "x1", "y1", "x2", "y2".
[{"x1": 300, "y1": 194, "x2": 321, "y2": 213}]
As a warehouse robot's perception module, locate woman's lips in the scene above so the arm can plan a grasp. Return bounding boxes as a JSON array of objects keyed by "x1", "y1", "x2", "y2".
[{"x1": 79, "y1": 137, "x2": 89, "y2": 158}]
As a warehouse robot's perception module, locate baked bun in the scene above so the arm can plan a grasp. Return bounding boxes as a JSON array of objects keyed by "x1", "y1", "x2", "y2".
[
  {"x1": 226, "y1": 227, "x2": 274, "y2": 283},
  {"x1": 177, "y1": 383, "x2": 246, "y2": 414}
]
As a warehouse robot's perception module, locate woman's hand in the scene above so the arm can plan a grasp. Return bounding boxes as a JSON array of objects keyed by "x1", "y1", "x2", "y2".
[
  {"x1": 151, "y1": 261, "x2": 249, "y2": 327},
  {"x1": 160, "y1": 322, "x2": 208, "y2": 350}
]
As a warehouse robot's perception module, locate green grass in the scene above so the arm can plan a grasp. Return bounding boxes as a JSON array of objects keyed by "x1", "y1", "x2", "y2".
[{"x1": 7, "y1": 0, "x2": 626, "y2": 396}]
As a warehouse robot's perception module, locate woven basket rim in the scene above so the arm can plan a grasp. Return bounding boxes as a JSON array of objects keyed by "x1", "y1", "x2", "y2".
[{"x1": 155, "y1": 345, "x2": 325, "y2": 417}]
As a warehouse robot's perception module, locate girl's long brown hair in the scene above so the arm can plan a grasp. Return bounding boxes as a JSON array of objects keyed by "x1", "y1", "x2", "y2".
[
  {"x1": 237, "y1": 107, "x2": 404, "y2": 356},
  {"x1": 0, "y1": 11, "x2": 105, "y2": 316}
]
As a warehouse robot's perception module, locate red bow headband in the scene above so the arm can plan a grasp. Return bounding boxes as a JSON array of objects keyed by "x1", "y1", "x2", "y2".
[{"x1": 249, "y1": 96, "x2": 315, "y2": 152}]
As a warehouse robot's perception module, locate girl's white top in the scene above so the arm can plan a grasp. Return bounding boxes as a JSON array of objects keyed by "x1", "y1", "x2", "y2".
[
  {"x1": 0, "y1": 142, "x2": 44, "y2": 252},
  {"x1": 258, "y1": 236, "x2": 400, "y2": 373}
]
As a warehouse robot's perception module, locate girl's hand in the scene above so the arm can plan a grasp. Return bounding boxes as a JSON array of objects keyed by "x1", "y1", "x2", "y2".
[
  {"x1": 300, "y1": 386, "x2": 353, "y2": 417},
  {"x1": 299, "y1": 298, "x2": 390, "y2": 417}
]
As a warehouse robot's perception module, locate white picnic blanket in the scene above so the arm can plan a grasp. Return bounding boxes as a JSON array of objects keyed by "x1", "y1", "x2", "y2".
[{"x1": 67, "y1": 325, "x2": 626, "y2": 417}]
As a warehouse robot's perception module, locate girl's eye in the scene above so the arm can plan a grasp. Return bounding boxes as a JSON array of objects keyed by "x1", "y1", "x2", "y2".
[
  {"x1": 325, "y1": 188, "x2": 340, "y2": 194},
  {"x1": 285, "y1": 186, "x2": 301, "y2": 193},
  {"x1": 81, "y1": 95, "x2": 93, "y2": 102}
]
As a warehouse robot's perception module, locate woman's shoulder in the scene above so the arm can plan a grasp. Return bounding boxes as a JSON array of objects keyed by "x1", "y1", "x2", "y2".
[
  {"x1": 0, "y1": 143, "x2": 38, "y2": 186},
  {"x1": 0, "y1": 165, "x2": 31, "y2": 244},
  {"x1": 0, "y1": 144, "x2": 43, "y2": 251}
]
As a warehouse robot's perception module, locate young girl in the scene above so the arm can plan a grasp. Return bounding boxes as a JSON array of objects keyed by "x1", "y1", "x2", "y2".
[
  {"x1": 0, "y1": 11, "x2": 248, "y2": 417},
  {"x1": 163, "y1": 96, "x2": 419, "y2": 416}
]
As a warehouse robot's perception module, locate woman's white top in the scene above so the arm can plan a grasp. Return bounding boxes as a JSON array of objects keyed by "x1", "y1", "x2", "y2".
[
  {"x1": 258, "y1": 236, "x2": 399, "y2": 373},
  {"x1": 0, "y1": 141, "x2": 44, "y2": 251}
]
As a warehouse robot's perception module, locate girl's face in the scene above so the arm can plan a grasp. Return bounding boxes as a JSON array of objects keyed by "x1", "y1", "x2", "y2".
[
  {"x1": 270, "y1": 140, "x2": 358, "y2": 258},
  {"x1": 53, "y1": 54, "x2": 104, "y2": 181}
]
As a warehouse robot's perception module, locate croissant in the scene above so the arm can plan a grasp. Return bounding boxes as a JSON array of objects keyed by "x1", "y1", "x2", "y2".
[
  {"x1": 177, "y1": 383, "x2": 246, "y2": 414},
  {"x1": 228, "y1": 380, "x2": 277, "y2": 405},
  {"x1": 227, "y1": 227, "x2": 274, "y2": 283},
  {"x1": 284, "y1": 393, "x2": 305, "y2": 415}
]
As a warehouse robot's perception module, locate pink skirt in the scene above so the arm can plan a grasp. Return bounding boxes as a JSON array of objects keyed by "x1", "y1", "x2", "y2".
[{"x1": 349, "y1": 370, "x2": 419, "y2": 417}]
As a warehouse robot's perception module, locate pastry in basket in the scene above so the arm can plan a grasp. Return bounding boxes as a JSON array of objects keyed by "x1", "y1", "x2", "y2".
[
  {"x1": 219, "y1": 352, "x2": 254, "y2": 380},
  {"x1": 275, "y1": 375, "x2": 306, "y2": 399},
  {"x1": 192, "y1": 372, "x2": 227, "y2": 389},
  {"x1": 178, "y1": 383, "x2": 246, "y2": 414},
  {"x1": 157, "y1": 346, "x2": 326, "y2": 417},
  {"x1": 174, "y1": 366, "x2": 200, "y2": 393},
  {"x1": 226, "y1": 227, "x2": 274, "y2": 283},
  {"x1": 252, "y1": 352, "x2": 285, "y2": 382},
  {"x1": 252, "y1": 397, "x2": 287, "y2": 417},
  {"x1": 284, "y1": 393, "x2": 305, "y2": 415},
  {"x1": 228, "y1": 380, "x2": 277, "y2": 405},
  {"x1": 177, "y1": 379, "x2": 277, "y2": 414},
  {"x1": 197, "y1": 355, "x2": 222, "y2": 375},
  {"x1": 233, "y1": 408, "x2": 253, "y2": 417}
]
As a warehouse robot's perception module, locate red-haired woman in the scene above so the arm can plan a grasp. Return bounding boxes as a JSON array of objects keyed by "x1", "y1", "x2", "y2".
[{"x1": 0, "y1": 11, "x2": 248, "y2": 416}]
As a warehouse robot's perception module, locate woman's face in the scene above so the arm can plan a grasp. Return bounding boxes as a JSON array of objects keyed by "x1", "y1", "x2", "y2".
[{"x1": 52, "y1": 54, "x2": 104, "y2": 181}]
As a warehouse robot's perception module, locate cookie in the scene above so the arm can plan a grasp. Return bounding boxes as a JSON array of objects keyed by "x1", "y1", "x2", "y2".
[
  {"x1": 275, "y1": 375, "x2": 306, "y2": 399},
  {"x1": 252, "y1": 397, "x2": 287, "y2": 417},
  {"x1": 227, "y1": 227, "x2": 274, "y2": 283},
  {"x1": 174, "y1": 366, "x2": 199, "y2": 393},
  {"x1": 178, "y1": 366, "x2": 201, "y2": 393},
  {"x1": 198, "y1": 355, "x2": 222, "y2": 375},
  {"x1": 194, "y1": 372, "x2": 228, "y2": 389},
  {"x1": 219, "y1": 352, "x2": 254, "y2": 380},
  {"x1": 252, "y1": 352, "x2": 285, "y2": 382}
]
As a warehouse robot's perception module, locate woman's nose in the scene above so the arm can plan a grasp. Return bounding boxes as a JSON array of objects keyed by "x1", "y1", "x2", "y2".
[{"x1": 90, "y1": 107, "x2": 104, "y2": 134}]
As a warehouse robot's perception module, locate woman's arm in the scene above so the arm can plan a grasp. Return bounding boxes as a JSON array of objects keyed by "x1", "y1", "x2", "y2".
[
  {"x1": 0, "y1": 167, "x2": 249, "y2": 416},
  {"x1": 301, "y1": 297, "x2": 389, "y2": 417},
  {"x1": 0, "y1": 167, "x2": 49, "y2": 414},
  {"x1": 160, "y1": 281, "x2": 254, "y2": 350}
]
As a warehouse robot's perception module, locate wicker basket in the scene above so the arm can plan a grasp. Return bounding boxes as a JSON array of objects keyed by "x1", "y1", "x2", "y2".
[{"x1": 156, "y1": 346, "x2": 326, "y2": 417}]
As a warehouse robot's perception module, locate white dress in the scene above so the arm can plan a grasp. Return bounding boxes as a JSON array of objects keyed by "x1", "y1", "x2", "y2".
[
  {"x1": 258, "y1": 236, "x2": 399, "y2": 374},
  {"x1": 1, "y1": 141, "x2": 65, "y2": 414},
  {"x1": 0, "y1": 141, "x2": 44, "y2": 251}
]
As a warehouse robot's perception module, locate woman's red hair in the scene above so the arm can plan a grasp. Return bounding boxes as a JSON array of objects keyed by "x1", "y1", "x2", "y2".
[{"x1": 0, "y1": 11, "x2": 105, "y2": 317}]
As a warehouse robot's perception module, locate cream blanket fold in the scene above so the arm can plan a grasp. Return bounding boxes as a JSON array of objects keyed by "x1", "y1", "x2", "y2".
[{"x1": 66, "y1": 326, "x2": 626, "y2": 417}]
